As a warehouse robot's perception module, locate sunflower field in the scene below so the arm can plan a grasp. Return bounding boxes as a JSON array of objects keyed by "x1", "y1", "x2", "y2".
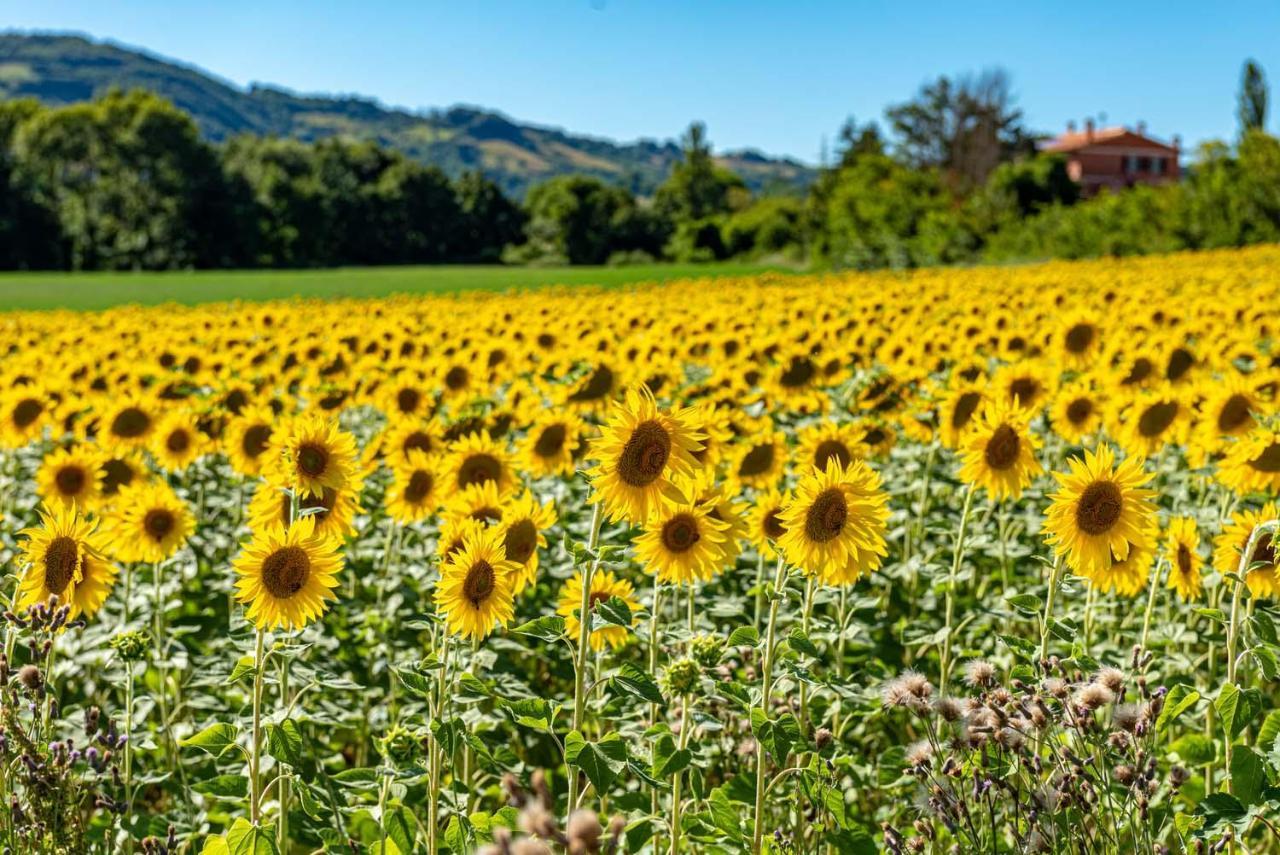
[{"x1": 3, "y1": 246, "x2": 1280, "y2": 855}]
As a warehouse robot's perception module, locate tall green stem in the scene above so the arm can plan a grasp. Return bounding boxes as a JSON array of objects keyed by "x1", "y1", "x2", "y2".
[
  {"x1": 1225, "y1": 520, "x2": 1277, "y2": 795},
  {"x1": 1139, "y1": 558, "x2": 1165, "y2": 654},
  {"x1": 752, "y1": 555, "x2": 789, "y2": 855},
  {"x1": 1038, "y1": 554, "x2": 1065, "y2": 664},
  {"x1": 668, "y1": 693, "x2": 691, "y2": 855},
  {"x1": 249, "y1": 628, "x2": 266, "y2": 824},
  {"x1": 939, "y1": 483, "x2": 975, "y2": 695},
  {"x1": 567, "y1": 502, "x2": 604, "y2": 814}
]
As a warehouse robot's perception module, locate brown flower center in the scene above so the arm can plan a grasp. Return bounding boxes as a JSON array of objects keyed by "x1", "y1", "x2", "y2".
[
  {"x1": 102, "y1": 459, "x2": 134, "y2": 496},
  {"x1": 1122, "y1": 358, "x2": 1153, "y2": 385},
  {"x1": 444, "y1": 367, "x2": 469, "y2": 391},
  {"x1": 737, "y1": 443, "x2": 775, "y2": 478},
  {"x1": 111, "y1": 407, "x2": 150, "y2": 439},
  {"x1": 779, "y1": 356, "x2": 816, "y2": 389},
  {"x1": 296, "y1": 443, "x2": 329, "y2": 478},
  {"x1": 1137, "y1": 401, "x2": 1177, "y2": 438},
  {"x1": 404, "y1": 470, "x2": 434, "y2": 504},
  {"x1": 814, "y1": 440, "x2": 851, "y2": 471},
  {"x1": 763, "y1": 509, "x2": 786, "y2": 540},
  {"x1": 403, "y1": 431, "x2": 433, "y2": 454},
  {"x1": 1074, "y1": 480, "x2": 1123, "y2": 536},
  {"x1": 242, "y1": 424, "x2": 272, "y2": 459},
  {"x1": 617, "y1": 420, "x2": 671, "y2": 487},
  {"x1": 1248, "y1": 442, "x2": 1280, "y2": 474},
  {"x1": 1166, "y1": 348, "x2": 1193, "y2": 381},
  {"x1": 55, "y1": 465, "x2": 86, "y2": 497},
  {"x1": 804, "y1": 488, "x2": 848, "y2": 544},
  {"x1": 261, "y1": 546, "x2": 311, "y2": 599},
  {"x1": 534, "y1": 424, "x2": 567, "y2": 458},
  {"x1": 567, "y1": 365, "x2": 615, "y2": 402},
  {"x1": 1176, "y1": 543, "x2": 1193, "y2": 578},
  {"x1": 1064, "y1": 323, "x2": 1095, "y2": 354},
  {"x1": 43, "y1": 535, "x2": 79, "y2": 595},
  {"x1": 1009, "y1": 377, "x2": 1039, "y2": 407},
  {"x1": 166, "y1": 429, "x2": 191, "y2": 454},
  {"x1": 1066, "y1": 397, "x2": 1093, "y2": 426},
  {"x1": 462, "y1": 560, "x2": 496, "y2": 606},
  {"x1": 457, "y1": 452, "x2": 502, "y2": 488},
  {"x1": 143, "y1": 509, "x2": 175, "y2": 542},
  {"x1": 12, "y1": 398, "x2": 42, "y2": 428},
  {"x1": 661, "y1": 513, "x2": 701, "y2": 553},
  {"x1": 396, "y1": 387, "x2": 422, "y2": 413},
  {"x1": 1217, "y1": 394, "x2": 1253, "y2": 433},
  {"x1": 1251, "y1": 533, "x2": 1276, "y2": 567},
  {"x1": 950, "y1": 392, "x2": 981, "y2": 430},
  {"x1": 983, "y1": 424, "x2": 1021, "y2": 470},
  {"x1": 503, "y1": 519, "x2": 538, "y2": 565}
]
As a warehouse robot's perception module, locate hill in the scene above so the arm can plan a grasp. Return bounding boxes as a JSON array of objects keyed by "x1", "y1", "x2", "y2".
[{"x1": 0, "y1": 32, "x2": 815, "y2": 198}]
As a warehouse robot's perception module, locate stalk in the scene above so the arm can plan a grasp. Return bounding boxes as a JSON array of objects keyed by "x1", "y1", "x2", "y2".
[
  {"x1": 939, "y1": 483, "x2": 975, "y2": 695},
  {"x1": 567, "y1": 502, "x2": 604, "y2": 813},
  {"x1": 752, "y1": 555, "x2": 789, "y2": 855},
  {"x1": 1225, "y1": 520, "x2": 1277, "y2": 795},
  {"x1": 668, "y1": 693, "x2": 692, "y2": 855},
  {"x1": 1038, "y1": 554, "x2": 1065, "y2": 664},
  {"x1": 1138, "y1": 558, "x2": 1165, "y2": 655},
  {"x1": 249, "y1": 628, "x2": 267, "y2": 824},
  {"x1": 648, "y1": 579, "x2": 664, "y2": 855}
]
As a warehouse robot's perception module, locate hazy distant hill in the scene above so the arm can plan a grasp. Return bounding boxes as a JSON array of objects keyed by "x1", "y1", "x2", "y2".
[{"x1": 0, "y1": 32, "x2": 815, "y2": 198}]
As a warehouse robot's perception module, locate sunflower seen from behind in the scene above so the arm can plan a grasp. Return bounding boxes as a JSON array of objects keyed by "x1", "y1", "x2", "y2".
[
  {"x1": 777, "y1": 459, "x2": 890, "y2": 586},
  {"x1": 17, "y1": 504, "x2": 118, "y2": 621},
  {"x1": 102, "y1": 481, "x2": 195, "y2": 564},
  {"x1": 434, "y1": 527, "x2": 518, "y2": 641},
  {"x1": 557, "y1": 568, "x2": 641, "y2": 651},
  {"x1": 1042, "y1": 444, "x2": 1157, "y2": 581},
  {"x1": 958, "y1": 400, "x2": 1042, "y2": 501},
  {"x1": 233, "y1": 515, "x2": 344, "y2": 631},
  {"x1": 586, "y1": 387, "x2": 702, "y2": 523}
]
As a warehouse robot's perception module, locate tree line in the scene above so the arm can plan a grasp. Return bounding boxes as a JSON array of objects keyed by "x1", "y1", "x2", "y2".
[{"x1": 0, "y1": 61, "x2": 1276, "y2": 272}]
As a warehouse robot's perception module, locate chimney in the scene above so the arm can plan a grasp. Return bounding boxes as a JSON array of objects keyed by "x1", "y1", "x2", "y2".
[
  {"x1": 1085, "y1": 118, "x2": 1095, "y2": 141},
  {"x1": 1067, "y1": 120, "x2": 1077, "y2": 133},
  {"x1": 1136, "y1": 120, "x2": 1147, "y2": 136},
  {"x1": 1172, "y1": 134, "x2": 1181, "y2": 151}
]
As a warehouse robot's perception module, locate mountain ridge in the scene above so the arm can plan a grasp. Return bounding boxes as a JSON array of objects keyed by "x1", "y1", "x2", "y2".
[{"x1": 0, "y1": 32, "x2": 815, "y2": 198}]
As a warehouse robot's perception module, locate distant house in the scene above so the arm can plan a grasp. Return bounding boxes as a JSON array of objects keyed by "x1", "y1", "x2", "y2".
[{"x1": 1041, "y1": 120, "x2": 1180, "y2": 196}]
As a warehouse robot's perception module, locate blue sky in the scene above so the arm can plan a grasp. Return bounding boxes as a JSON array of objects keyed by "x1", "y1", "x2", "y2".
[{"x1": 7, "y1": 1, "x2": 1280, "y2": 163}]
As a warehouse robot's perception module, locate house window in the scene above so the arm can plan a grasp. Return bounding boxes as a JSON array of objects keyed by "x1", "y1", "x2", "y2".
[
  {"x1": 1137, "y1": 156, "x2": 1151, "y2": 173},
  {"x1": 1124, "y1": 155, "x2": 1138, "y2": 173},
  {"x1": 1153, "y1": 157, "x2": 1166, "y2": 175}
]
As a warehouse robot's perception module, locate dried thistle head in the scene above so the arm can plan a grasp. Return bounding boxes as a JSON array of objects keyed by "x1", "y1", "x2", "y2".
[{"x1": 964, "y1": 659, "x2": 997, "y2": 689}]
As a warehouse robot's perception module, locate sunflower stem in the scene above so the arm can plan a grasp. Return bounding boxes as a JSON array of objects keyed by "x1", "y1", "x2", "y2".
[
  {"x1": 939, "y1": 483, "x2": 975, "y2": 696},
  {"x1": 567, "y1": 501, "x2": 604, "y2": 815},
  {"x1": 668, "y1": 692, "x2": 691, "y2": 855},
  {"x1": 648, "y1": 577, "x2": 664, "y2": 855},
  {"x1": 1038, "y1": 554, "x2": 1065, "y2": 664},
  {"x1": 752, "y1": 554, "x2": 788, "y2": 855},
  {"x1": 122, "y1": 659, "x2": 135, "y2": 854},
  {"x1": 1138, "y1": 558, "x2": 1165, "y2": 656},
  {"x1": 1225, "y1": 519, "x2": 1277, "y2": 799},
  {"x1": 277, "y1": 646, "x2": 292, "y2": 851},
  {"x1": 249, "y1": 627, "x2": 266, "y2": 825},
  {"x1": 428, "y1": 631, "x2": 452, "y2": 855}
]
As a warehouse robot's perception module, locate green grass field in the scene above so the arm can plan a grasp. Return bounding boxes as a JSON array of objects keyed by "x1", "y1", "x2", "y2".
[{"x1": 0, "y1": 262, "x2": 796, "y2": 312}]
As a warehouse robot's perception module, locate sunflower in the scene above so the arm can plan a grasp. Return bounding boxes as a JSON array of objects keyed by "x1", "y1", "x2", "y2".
[
  {"x1": 1051, "y1": 379, "x2": 1104, "y2": 444},
  {"x1": 728, "y1": 429, "x2": 788, "y2": 492},
  {"x1": 1213, "y1": 503, "x2": 1280, "y2": 599},
  {"x1": 1196, "y1": 375, "x2": 1263, "y2": 453},
  {"x1": 777, "y1": 459, "x2": 890, "y2": 586},
  {"x1": 585, "y1": 388, "x2": 702, "y2": 523},
  {"x1": 938, "y1": 381, "x2": 987, "y2": 448},
  {"x1": 958, "y1": 400, "x2": 1043, "y2": 501},
  {"x1": 796, "y1": 422, "x2": 862, "y2": 475},
  {"x1": 0, "y1": 383, "x2": 53, "y2": 448},
  {"x1": 248, "y1": 479, "x2": 361, "y2": 540},
  {"x1": 224, "y1": 406, "x2": 277, "y2": 477},
  {"x1": 380, "y1": 376, "x2": 433, "y2": 420},
  {"x1": 233, "y1": 515, "x2": 344, "y2": 631},
  {"x1": 633, "y1": 501, "x2": 732, "y2": 584},
  {"x1": 1164, "y1": 517, "x2": 1203, "y2": 601},
  {"x1": 98, "y1": 451, "x2": 149, "y2": 501},
  {"x1": 100, "y1": 397, "x2": 159, "y2": 451},
  {"x1": 151, "y1": 409, "x2": 208, "y2": 472},
  {"x1": 442, "y1": 479, "x2": 507, "y2": 528},
  {"x1": 745, "y1": 488, "x2": 790, "y2": 560},
  {"x1": 269, "y1": 414, "x2": 359, "y2": 498},
  {"x1": 1042, "y1": 444, "x2": 1158, "y2": 579},
  {"x1": 687, "y1": 403, "x2": 734, "y2": 471},
  {"x1": 16, "y1": 504, "x2": 117, "y2": 621},
  {"x1": 443, "y1": 430, "x2": 516, "y2": 498},
  {"x1": 1085, "y1": 540, "x2": 1152, "y2": 597},
  {"x1": 557, "y1": 568, "x2": 641, "y2": 651},
  {"x1": 386, "y1": 450, "x2": 444, "y2": 523},
  {"x1": 36, "y1": 445, "x2": 103, "y2": 510},
  {"x1": 1055, "y1": 313, "x2": 1104, "y2": 369},
  {"x1": 101, "y1": 481, "x2": 195, "y2": 564},
  {"x1": 436, "y1": 516, "x2": 486, "y2": 564},
  {"x1": 381, "y1": 416, "x2": 445, "y2": 463},
  {"x1": 1217, "y1": 427, "x2": 1280, "y2": 495},
  {"x1": 993, "y1": 361, "x2": 1054, "y2": 413},
  {"x1": 520, "y1": 412, "x2": 584, "y2": 478},
  {"x1": 434, "y1": 527, "x2": 518, "y2": 641},
  {"x1": 1116, "y1": 385, "x2": 1189, "y2": 457},
  {"x1": 497, "y1": 492, "x2": 558, "y2": 593}
]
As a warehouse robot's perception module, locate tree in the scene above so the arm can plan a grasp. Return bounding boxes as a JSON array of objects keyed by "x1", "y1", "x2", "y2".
[
  {"x1": 654, "y1": 122, "x2": 746, "y2": 221},
  {"x1": 1238, "y1": 60, "x2": 1269, "y2": 136},
  {"x1": 0, "y1": 99, "x2": 63, "y2": 269},
  {"x1": 885, "y1": 68, "x2": 1031, "y2": 191},
  {"x1": 510, "y1": 175, "x2": 644, "y2": 265},
  {"x1": 835, "y1": 116, "x2": 884, "y2": 168},
  {"x1": 454, "y1": 170, "x2": 525, "y2": 262}
]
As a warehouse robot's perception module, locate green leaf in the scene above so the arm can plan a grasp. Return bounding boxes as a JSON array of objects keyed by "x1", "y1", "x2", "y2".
[
  {"x1": 1193, "y1": 792, "x2": 1247, "y2": 834},
  {"x1": 1156, "y1": 685, "x2": 1200, "y2": 732},
  {"x1": 182, "y1": 722, "x2": 240, "y2": 758},
  {"x1": 1257, "y1": 710, "x2": 1280, "y2": 753},
  {"x1": 200, "y1": 838, "x2": 230, "y2": 855},
  {"x1": 707, "y1": 786, "x2": 745, "y2": 841},
  {"x1": 787, "y1": 626, "x2": 820, "y2": 658},
  {"x1": 192, "y1": 774, "x2": 249, "y2": 798},
  {"x1": 265, "y1": 719, "x2": 303, "y2": 768},
  {"x1": 226, "y1": 819, "x2": 279, "y2": 855},
  {"x1": 385, "y1": 806, "x2": 416, "y2": 854},
  {"x1": 596, "y1": 596, "x2": 633, "y2": 628},
  {"x1": 1230, "y1": 745, "x2": 1266, "y2": 806},
  {"x1": 1171, "y1": 733, "x2": 1217, "y2": 765},
  {"x1": 750, "y1": 708, "x2": 801, "y2": 763},
  {"x1": 998, "y1": 634, "x2": 1037, "y2": 661},
  {"x1": 565, "y1": 730, "x2": 628, "y2": 795},
  {"x1": 512, "y1": 615, "x2": 566, "y2": 642},
  {"x1": 825, "y1": 826, "x2": 877, "y2": 855},
  {"x1": 1217, "y1": 683, "x2": 1263, "y2": 740},
  {"x1": 333, "y1": 767, "x2": 379, "y2": 788},
  {"x1": 651, "y1": 732, "x2": 692, "y2": 778},
  {"x1": 1253, "y1": 646, "x2": 1279, "y2": 680},
  {"x1": 444, "y1": 815, "x2": 474, "y2": 854},
  {"x1": 225, "y1": 656, "x2": 256, "y2": 685},
  {"x1": 393, "y1": 667, "x2": 436, "y2": 700},
  {"x1": 1195, "y1": 608, "x2": 1228, "y2": 623},
  {"x1": 726, "y1": 626, "x2": 760, "y2": 648},
  {"x1": 1249, "y1": 611, "x2": 1277, "y2": 645},
  {"x1": 613, "y1": 663, "x2": 664, "y2": 705},
  {"x1": 1005, "y1": 593, "x2": 1042, "y2": 617},
  {"x1": 431, "y1": 718, "x2": 467, "y2": 759}
]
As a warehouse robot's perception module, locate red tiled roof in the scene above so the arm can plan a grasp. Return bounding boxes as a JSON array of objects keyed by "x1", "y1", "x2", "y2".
[{"x1": 1041, "y1": 127, "x2": 1177, "y2": 153}]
